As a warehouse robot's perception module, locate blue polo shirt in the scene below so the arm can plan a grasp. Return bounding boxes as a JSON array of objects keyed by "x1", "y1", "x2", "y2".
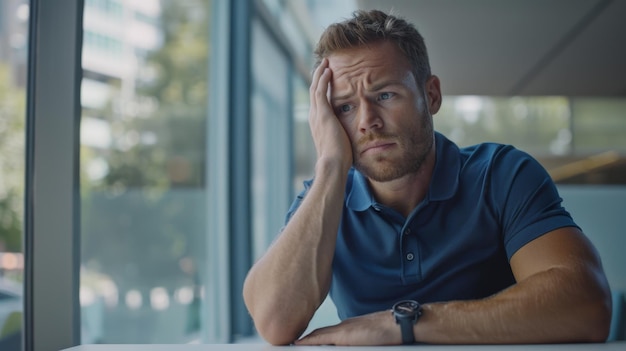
[{"x1": 285, "y1": 132, "x2": 578, "y2": 320}]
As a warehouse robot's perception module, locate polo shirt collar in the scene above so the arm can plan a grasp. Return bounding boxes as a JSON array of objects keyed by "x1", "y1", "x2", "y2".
[
  {"x1": 429, "y1": 132, "x2": 460, "y2": 201},
  {"x1": 346, "y1": 132, "x2": 460, "y2": 211}
]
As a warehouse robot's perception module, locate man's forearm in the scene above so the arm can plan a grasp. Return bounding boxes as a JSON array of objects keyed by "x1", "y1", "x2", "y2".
[
  {"x1": 243, "y1": 160, "x2": 348, "y2": 345},
  {"x1": 416, "y1": 265, "x2": 611, "y2": 344}
]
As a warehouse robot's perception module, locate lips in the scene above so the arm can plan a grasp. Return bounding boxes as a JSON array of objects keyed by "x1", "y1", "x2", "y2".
[{"x1": 360, "y1": 140, "x2": 396, "y2": 155}]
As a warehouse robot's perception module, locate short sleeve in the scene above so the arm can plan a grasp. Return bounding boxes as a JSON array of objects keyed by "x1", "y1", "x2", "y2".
[
  {"x1": 284, "y1": 178, "x2": 313, "y2": 225},
  {"x1": 489, "y1": 146, "x2": 579, "y2": 259}
]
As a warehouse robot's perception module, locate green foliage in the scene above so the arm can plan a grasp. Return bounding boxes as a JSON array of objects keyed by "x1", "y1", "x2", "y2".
[
  {"x1": 80, "y1": 2, "x2": 212, "y2": 340},
  {"x1": 435, "y1": 96, "x2": 570, "y2": 155},
  {"x1": 0, "y1": 191, "x2": 22, "y2": 252},
  {"x1": 0, "y1": 63, "x2": 26, "y2": 252},
  {"x1": 92, "y1": 0, "x2": 211, "y2": 191}
]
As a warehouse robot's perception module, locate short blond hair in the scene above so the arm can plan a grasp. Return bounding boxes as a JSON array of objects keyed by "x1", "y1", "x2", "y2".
[{"x1": 314, "y1": 9, "x2": 431, "y2": 86}]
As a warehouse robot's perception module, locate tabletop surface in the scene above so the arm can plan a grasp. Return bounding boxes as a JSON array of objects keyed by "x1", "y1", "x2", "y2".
[{"x1": 61, "y1": 341, "x2": 626, "y2": 351}]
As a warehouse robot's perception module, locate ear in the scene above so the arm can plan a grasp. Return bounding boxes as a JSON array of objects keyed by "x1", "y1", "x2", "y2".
[{"x1": 425, "y1": 75, "x2": 442, "y2": 115}]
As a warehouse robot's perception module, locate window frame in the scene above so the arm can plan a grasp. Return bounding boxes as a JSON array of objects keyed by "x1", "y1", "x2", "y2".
[{"x1": 24, "y1": 0, "x2": 84, "y2": 350}]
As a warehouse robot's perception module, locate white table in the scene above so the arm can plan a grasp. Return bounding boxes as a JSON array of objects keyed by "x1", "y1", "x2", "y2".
[{"x1": 62, "y1": 342, "x2": 626, "y2": 351}]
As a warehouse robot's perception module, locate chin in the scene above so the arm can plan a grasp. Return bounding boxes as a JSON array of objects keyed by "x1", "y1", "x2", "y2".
[{"x1": 356, "y1": 165, "x2": 407, "y2": 182}]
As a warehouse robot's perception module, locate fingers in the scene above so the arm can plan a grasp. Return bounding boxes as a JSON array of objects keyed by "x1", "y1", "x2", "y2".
[
  {"x1": 310, "y1": 58, "x2": 329, "y2": 101},
  {"x1": 310, "y1": 58, "x2": 333, "y2": 120},
  {"x1": 307, "y1": 57, "x2": 352, "y2": 169},
  {"x1": 310, "y1": 58, "x2": 335, "y2": 123}
]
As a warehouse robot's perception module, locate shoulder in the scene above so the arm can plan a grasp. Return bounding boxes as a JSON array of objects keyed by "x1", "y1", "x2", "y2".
[
  {"x1": 436, "y1": 133, "x2": 536, "y2": 173},
  {"x1": 460, "y1": 141, "x2": 532, "y2": 165},
  {"x1": 459, "y1": 142, "x2": 548, "y2": 183}
]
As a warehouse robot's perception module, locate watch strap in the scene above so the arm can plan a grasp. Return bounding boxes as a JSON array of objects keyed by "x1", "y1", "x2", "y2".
[{"x1": 399, "y1": 318, "x2": 415, "y2": 344}]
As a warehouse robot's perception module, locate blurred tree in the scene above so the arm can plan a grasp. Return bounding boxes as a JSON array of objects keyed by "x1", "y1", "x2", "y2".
[
  {"x1": 80, "y1": 1, "x2": 211, "y2": 340},
  {"x1": 0, "y1": 63, "x2": 26, "y2": 253},
  {"x1": 95, "y1": 0, "x2": 211, "y2": 191},
  {"x1": 435, "y1": 96, "x2": 569, "y2": 156}
]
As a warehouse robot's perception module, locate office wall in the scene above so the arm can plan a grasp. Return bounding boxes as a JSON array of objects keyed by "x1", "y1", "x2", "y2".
[{"x1": 558, "y1": 185, "x2": 626, "y2": 293}]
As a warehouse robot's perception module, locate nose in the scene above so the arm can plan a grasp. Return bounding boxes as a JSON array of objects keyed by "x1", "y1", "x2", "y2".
[{"x1": 357, "y1": 99, "x2": 383, "y2": 133}]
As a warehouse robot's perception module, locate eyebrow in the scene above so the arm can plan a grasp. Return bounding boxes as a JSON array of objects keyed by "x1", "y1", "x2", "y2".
[
  {"x1": 331, "y1": 93, "x2": 352, "y2": 104},
  {"x1": 331, "y1": 80, "x2": 405, "y2": 104}
]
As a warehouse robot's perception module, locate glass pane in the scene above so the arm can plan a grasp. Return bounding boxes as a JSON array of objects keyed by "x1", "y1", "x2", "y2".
[
  {"x1": 572, "y1": 98, "x2": 626, "y2": 153},
  {"x1": 0, "y1": 1, "x2": 28, "y2": 350},
  {"x1": 435, "y1": 96, "x2": 571, "y2": 156},
  {"x1": 250, "y1": 18, "x2": 291, "y2": 261},
  {"x1": 435, "y1": 96, "x2": 626, "y2": 184},
  {"x1": 80, "y1": 0, "x2": 211, "y2": 343},
  {"x1": 560, "y1": 98, "x2": 626, "y2": 184},
  {"x1": 292, "y1": 75, "x2": 315, "y2": 194}
]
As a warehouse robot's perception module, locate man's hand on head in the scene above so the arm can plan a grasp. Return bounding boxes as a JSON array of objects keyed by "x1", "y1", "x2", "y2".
[{"x1": 309, "y1": 57, "x2": 353, "y2": 174}]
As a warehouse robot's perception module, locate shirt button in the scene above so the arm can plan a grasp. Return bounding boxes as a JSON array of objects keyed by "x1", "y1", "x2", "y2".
[
  {"x1": 406, "y1": 252, "x2": 415, "y2": 261},
  {"x1": 404, "y1": 228, "x2": 411, "y2": 235}
]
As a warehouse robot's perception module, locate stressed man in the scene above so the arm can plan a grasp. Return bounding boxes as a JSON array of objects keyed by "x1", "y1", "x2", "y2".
[{"x1": 243, "y1": 9, "x2": 611, "y2": 346}]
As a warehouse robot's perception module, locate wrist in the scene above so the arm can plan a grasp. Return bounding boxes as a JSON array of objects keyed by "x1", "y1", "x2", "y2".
[
  {"x1": 315, "y1": 157, "x2": 351, "y2": 179},
  {"x1": 392, "y1": 300, "x2": 422, "y2": 344}
]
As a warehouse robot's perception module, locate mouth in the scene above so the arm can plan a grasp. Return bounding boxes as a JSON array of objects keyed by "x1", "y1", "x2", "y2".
[{"x1": 361, "y1": 141, "x2": 396, "y2": 155}]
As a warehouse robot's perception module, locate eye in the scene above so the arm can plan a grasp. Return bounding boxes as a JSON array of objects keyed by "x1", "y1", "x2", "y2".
[
  {"x1": 379, "y1": 92, "x2": 394, "y2": 101},
  {"x1": 337, "y1": 104, "x2": 353, "y2": 114}
]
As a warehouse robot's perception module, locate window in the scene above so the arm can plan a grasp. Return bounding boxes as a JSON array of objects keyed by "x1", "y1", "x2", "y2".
[
  {"x1": 0, "y1": 1, "x2": 28, "y2": 350},
  {"x1": 80, "y1": 0, "x2": 211, "y2": 343},
  {"x1": 435, "y1": 96, "x2": 626, "y2": 184},
  {"x1": 291, "y1": 75, "x2": 315, "y2": 194},
  {"x1": 250, "y1": 17, "x2": 292, "y2": 260}
]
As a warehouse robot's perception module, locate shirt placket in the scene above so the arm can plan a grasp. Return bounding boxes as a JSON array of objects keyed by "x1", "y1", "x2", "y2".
[{"x1": 400, "y1": 223, "x2": 421, "y2": 284}]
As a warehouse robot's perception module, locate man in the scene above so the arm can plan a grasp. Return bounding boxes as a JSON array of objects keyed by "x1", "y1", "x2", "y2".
[{"x1": 243, "y1": 9, "x2": 612, "y2": 346}]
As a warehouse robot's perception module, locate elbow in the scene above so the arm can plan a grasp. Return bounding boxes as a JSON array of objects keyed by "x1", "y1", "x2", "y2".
[
  {"x1": 586, "y1": 294, "x2": 613, "y2": 343},
  {"x1": 243, "y1": 281, "x2": 308, "y2": 345},
  {"x1": 253, "y1": 313, "x2": 307, "y2": 345},
  {"x1": 573, "y1": 258, "x2": 614, "y2": 343},
  {"x1": 243, "y1": 270, "x2": 319, "y2": 345},
  {"x1": 576, "y1": 289, "x2": 613, "y2": 343}
]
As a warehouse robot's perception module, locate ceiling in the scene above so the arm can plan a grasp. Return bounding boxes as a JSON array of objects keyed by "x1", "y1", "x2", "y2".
[{"x1": 356, "y1": 0, "x2": 626, "y2": 96}]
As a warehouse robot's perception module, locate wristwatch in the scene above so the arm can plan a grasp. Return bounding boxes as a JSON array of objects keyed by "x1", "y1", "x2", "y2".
[{"x1": 392, "y1": 300, "x2": 422, "y2": 344}]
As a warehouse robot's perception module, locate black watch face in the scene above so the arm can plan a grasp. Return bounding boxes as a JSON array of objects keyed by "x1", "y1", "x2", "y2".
[{"x1": 394, "y1": 300, "x2": 420, "y2": 316}]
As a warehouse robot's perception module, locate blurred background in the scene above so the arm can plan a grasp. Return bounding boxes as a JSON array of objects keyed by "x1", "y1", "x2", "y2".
[{"x1": 0, "y1": 0, "x2": 625, "y2": 349}]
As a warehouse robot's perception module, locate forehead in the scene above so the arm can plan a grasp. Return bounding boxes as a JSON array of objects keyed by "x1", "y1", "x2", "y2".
[{"x1": 327, "y1": 41, "x2": 414, "y2": 91}]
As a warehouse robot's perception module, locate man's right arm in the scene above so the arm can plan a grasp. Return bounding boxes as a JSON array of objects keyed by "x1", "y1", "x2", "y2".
[
  {"x1": 243, "y1": 160, "x2": 347, "y2": 345},
  {"x1": 243, "y1": 58, "x2": 352, "y2": 345}
]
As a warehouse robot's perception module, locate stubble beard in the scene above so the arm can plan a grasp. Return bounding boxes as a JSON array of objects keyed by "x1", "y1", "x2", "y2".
[{"x1": 353, "y1": 117, "x2": 434, "y2": 183}]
